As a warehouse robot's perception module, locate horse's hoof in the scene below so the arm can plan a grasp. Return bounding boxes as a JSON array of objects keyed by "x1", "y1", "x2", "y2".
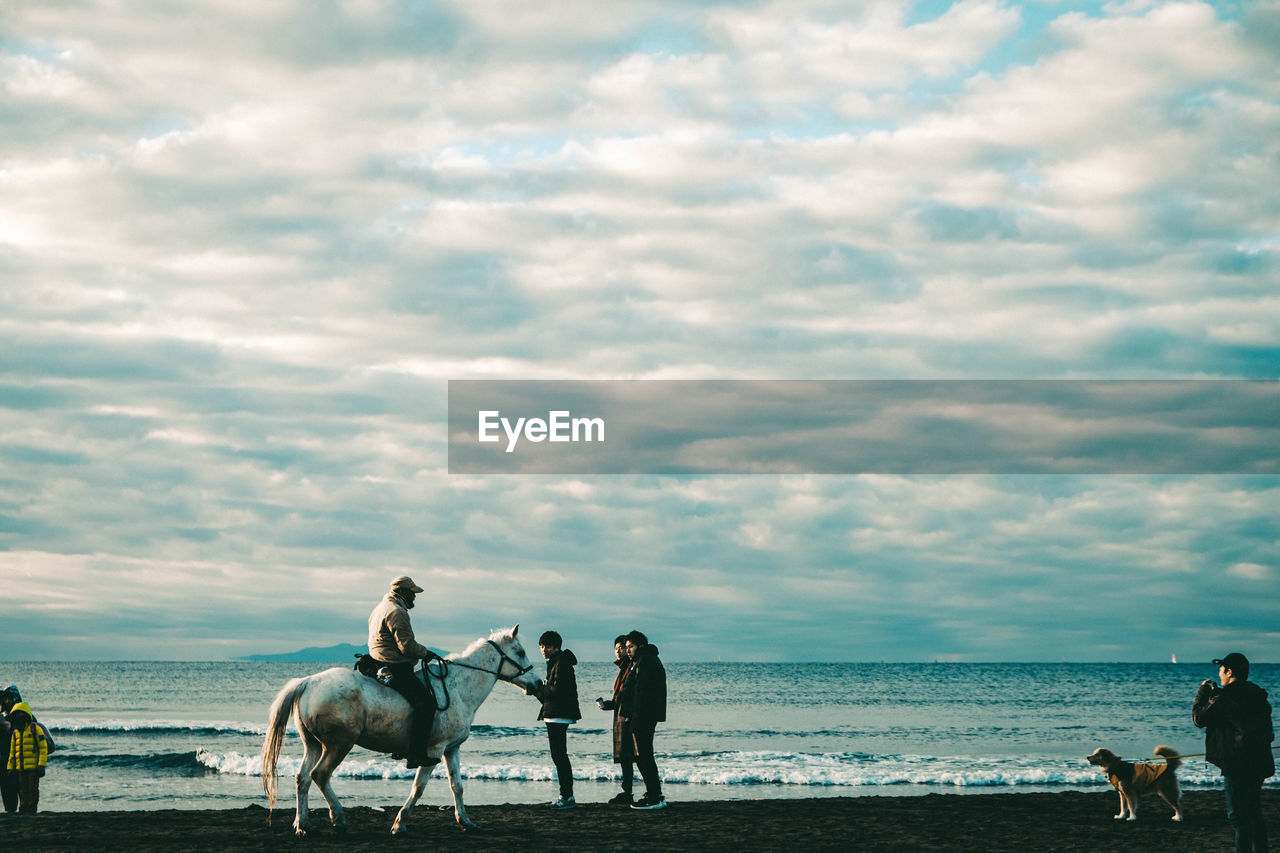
[{"x1": 459, "y1": 820, "x2": 477, "y2": 831}]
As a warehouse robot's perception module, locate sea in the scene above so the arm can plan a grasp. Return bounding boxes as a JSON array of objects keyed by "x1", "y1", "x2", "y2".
[{"x1": 3, "y1": 661, "x2": 1276, "y2": 812}]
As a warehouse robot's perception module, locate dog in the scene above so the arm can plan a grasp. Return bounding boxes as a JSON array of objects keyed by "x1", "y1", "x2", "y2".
[{"x1": 1086, "y1": 745, "x2": 1183, "y2": 821}]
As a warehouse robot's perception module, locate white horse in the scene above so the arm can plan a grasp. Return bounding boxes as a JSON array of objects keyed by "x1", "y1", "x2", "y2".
[{"x1": 262, "y1": 626, "x2": 541, "y2": 836}]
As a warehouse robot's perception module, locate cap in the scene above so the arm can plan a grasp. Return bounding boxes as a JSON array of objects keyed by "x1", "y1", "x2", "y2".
[
  {"x1": 390, "y1": 575, "x2": 424, "y2": 593},
  {"x1": 1213, "y1": 652, "x2": 1249, "y2": 671}
]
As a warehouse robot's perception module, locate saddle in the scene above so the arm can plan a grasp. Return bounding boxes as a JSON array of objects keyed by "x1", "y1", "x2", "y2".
[
  {"x1": 354, "y1": 653, "x2": 441, "y2": 685},
  {"x1": 354, "y1": 653, "x2": 380, "y2": 679}
]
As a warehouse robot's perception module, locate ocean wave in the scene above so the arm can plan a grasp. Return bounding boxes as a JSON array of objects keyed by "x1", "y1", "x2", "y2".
[
  {"x1": 45, "y1": 721, "x2": 603, "y2": 740},
  {"x1": 50, "y1": 721, "x2": 272, "y2": 737},
  {"x1": 469, "y1": 724, "x2": 608, "y2": 738},
  {"x1": 199, "y1": 748, "x2": 1231, "y2": 789},
  {"x1": 56, "y1": 750, "x2": 219, "y2": 773},
  {"x1": 680, "y1": 725, "x2": 1111, "y2": 741}
]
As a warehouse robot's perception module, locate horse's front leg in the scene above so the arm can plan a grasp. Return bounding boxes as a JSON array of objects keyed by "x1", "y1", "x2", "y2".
[
  {"x1": 444, "y1": 746, "x2": 476, "y2": 830},
  {"x1": 390, "y1": 763, "x2": 436, "y2": 835}
]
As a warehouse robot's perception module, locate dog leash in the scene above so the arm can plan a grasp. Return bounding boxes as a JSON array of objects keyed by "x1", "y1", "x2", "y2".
[
  {"x1": 1133, "y1": 751, "x2": 1204, "y2": 763},
  {"x1": 1135, "y1": 746, "x2": 1279, "y2": 763}
]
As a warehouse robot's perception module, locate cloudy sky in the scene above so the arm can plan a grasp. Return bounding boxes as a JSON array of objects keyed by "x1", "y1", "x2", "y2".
[{"x1": 1, "y1": 0, "x2": 1277, "y2": 662}]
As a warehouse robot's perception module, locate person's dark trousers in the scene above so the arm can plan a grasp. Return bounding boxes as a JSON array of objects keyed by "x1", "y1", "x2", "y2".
[
  {"x1": 631, "y1": 721, "x2": 662, "y2": 798},
  {"x1": 16, "y1": 771, "x2": 39, "y2": 814},
  {"x1": 1, "y1": 769, "x2": 18, "y2": 813},
  {"x1": 1224, "y1": 774, "x2": 1269, "y2": 853},
  {"x1": 388, "y1": 662, "x2": 436, "y2": 768},
  {"x1": 620, "y1": 727, "x2": 635, "y2": 794},
  {"x1": 546, "y1": 723, "x2": 573, "y2": 799}
]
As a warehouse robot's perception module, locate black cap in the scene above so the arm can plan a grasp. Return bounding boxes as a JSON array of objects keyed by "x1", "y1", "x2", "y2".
[{"x1": 1213, "y1": 652, "x2": 1249, "y2": 672}]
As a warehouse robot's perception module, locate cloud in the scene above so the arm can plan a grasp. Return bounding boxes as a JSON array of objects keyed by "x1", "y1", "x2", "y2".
[{"x1": 1, "y1": 1, "x2": 1276, "y2": 660}]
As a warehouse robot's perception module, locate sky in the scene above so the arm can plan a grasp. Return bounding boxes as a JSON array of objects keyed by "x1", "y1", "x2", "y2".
[{"x1": 1, "y1": 0, "x2": 1277, "y2": 662}]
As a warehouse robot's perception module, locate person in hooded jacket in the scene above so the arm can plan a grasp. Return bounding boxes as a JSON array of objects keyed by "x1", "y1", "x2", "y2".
[
  {"x1": 595, "y1": 635, "x2": 636, "y2": 804},
  {"x1": 621, "y1": 630, "x2": 667, "y2": 811},
  {"x1": 535, "y1": 630, "x2": 581, "y2": 809},
  {"x1": 1193, "y1": 652, "x2": 1275, "y2": 853},
  {"x1": 5, "y1": 700, "x2": 47, "y2": 814}
]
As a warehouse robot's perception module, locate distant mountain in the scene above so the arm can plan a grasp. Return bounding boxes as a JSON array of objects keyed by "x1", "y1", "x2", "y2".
[
  {"x1": 238, "y1": 643, "x2": 366, "y2": 662},
  {"x1": 238, "y1": 642, "x2": 452, "y2": 662}
]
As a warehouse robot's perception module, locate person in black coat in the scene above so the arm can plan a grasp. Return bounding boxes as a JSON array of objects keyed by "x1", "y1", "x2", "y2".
[
  {"x1": 596, "y1": 635, "x2": 636, "y2": 804},
  {"x1": 1193, "y1": 652, "x2": 1275, "y2": 853},
  {"x1": 0, "y1": 686, "x2": 20, "y2": 814},
  {"x1": 535, "y1": 630, "x2": 581, "y2": 809},
  {"x1": 621, "y1": 630, "x2": 667, "y2": 810}
]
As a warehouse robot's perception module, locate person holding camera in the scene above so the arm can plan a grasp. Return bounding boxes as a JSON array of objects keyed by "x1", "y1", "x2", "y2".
[
  {"x1": 595, "y1": 635, "x2": 636, "y2": 805},
  {"x1": 1193, "y1": 652, "x2": 1275, "y2": 853}
]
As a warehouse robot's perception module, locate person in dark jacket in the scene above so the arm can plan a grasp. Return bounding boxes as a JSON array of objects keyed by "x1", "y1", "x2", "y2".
[
  {"x1": 621, "y1": 630, "x2": 667, "y2": 810},
  {"x1": 0, "y1": 686, "x2": 19, "y2": 813},
  {"x1": 596, "y1": 635, "x2": 636, "y2": 804},
  {"x1": 535, "y1": 630, "x2": 581, "y2": 809},
  {"x1": 1193, "y1": 652, "x2": 1275, "y2": 853}
]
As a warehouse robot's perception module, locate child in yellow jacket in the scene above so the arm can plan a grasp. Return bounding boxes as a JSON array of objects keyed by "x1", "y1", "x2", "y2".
[{"x1": 5, "y1": 702, "x2": 47, "y2": 814}]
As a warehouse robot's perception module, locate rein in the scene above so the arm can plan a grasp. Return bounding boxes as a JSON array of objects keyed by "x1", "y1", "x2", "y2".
[{"x1": 424, "y1": 640, "x2": 533, "y2": 712}]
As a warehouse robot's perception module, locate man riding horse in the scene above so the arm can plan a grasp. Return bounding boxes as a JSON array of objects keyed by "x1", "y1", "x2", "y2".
[
  {"x1": 364, "y1": 575, "x2": 437, "y2": 768},
  {"x1": 265, "y1": 626, "x2": 541, "y2": 835}
]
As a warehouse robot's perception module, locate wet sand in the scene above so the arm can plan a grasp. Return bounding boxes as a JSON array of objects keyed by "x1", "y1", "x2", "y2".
[{"x1": 2, "y1": 790, "x2": 1276, "y2": 851}]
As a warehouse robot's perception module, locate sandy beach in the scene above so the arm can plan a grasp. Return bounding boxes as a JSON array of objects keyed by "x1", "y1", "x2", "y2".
[{"x1": 2, "y1": 790, "x2": 1276, "y2": 852}]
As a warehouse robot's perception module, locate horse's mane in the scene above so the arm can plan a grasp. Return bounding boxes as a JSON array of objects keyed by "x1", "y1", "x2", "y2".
[{"x1": 452, "y1": 626, "x2": 518, "y2": 658}]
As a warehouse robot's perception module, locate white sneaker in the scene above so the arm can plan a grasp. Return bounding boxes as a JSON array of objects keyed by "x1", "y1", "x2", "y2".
[
  {"x1": 549, "y1": 796, "x2": 576, "y2": 810},
  {"x1": 631, "y1": 793, "x2": 666, "y2": 810}
]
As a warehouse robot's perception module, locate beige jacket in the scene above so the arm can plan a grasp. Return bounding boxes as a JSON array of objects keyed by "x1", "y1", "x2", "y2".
[{"x1": 367, "y1": 592, "x2": 431, "y2": 664}]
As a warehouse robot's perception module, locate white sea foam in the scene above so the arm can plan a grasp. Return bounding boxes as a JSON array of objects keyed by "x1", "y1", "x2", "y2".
[{"x1": 201, "y1": 748, "x2": 1229, "y2": 788}]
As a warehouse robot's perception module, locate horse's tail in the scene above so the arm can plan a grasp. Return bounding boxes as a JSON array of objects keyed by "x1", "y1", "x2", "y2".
[{"x1": 262, "y1": 676, "x2": 308, "y2": 811}]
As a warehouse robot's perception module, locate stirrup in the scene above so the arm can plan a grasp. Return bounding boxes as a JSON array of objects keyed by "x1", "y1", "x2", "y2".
[{"x1": 406, "y1": 755, "x2": 440, "y2": 769}]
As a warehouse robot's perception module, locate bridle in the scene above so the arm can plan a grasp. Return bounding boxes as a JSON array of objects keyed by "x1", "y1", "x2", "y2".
[
  {"x1": 469, "y1": 639, "x2": 534, "y2": 681},
  {"x1": 424, "y1": 640, "x2": 535, "y2": 711}
]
